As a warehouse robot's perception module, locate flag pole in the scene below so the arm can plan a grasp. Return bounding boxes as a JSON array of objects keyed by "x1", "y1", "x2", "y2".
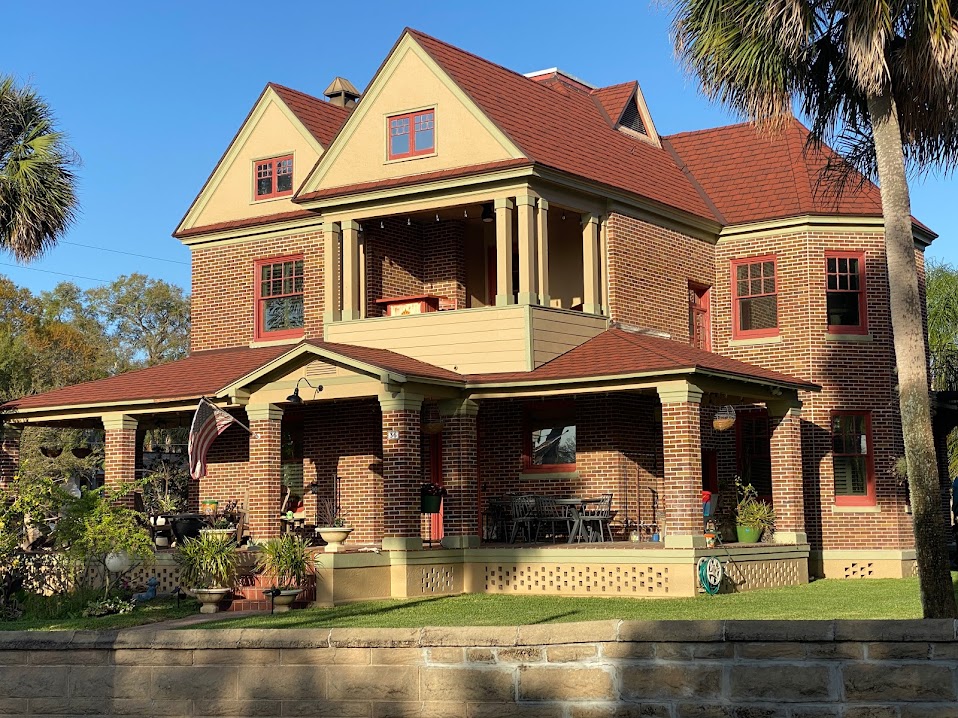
[{"x1": 200, "y1": 397, "x2": 261, "y2": 438}]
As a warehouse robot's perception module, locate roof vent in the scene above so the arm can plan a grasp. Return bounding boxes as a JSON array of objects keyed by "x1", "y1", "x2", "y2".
[
  {"x1": 619, "y1": 98, "x2": 647, "y2": 136},
  {"x1": 324, "y1": 77, "x2": 361, "y2": 108}
]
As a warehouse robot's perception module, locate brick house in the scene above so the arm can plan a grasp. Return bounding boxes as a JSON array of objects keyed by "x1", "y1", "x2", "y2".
[{"x1": 2, "y1": 29, "x2": 949, "y2": 599}]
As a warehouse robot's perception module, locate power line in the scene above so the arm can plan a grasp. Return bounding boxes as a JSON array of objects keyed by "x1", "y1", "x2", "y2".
[
  {"x1": 0, "y1": 262, "x2": 109, "y2": 284},
  {"x1": 61, "y1": 241, "x2": 189, "y2": 265}
]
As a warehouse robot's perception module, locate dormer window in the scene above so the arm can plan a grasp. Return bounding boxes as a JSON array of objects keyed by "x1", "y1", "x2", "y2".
[
  {"x1": 254, "y1": 155, "x2": 293, "y2": 200},
  {"x1": 388, "y1": 109, "x2": 435, "y2": 160}
]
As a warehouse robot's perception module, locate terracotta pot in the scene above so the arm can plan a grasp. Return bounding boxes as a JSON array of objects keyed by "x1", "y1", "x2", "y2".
[{"x1": 194, "y1": 588, "x2": 230, "y2": 614}]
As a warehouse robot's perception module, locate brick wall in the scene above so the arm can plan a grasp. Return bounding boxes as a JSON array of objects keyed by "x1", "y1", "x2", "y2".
[
  {"x1": 197, "y1": 412, "x2": 250, "y2": 515},
  {"x1": 0, "y1": 425, "x2": 21, "y2": 489},
  {"x1": 103, "y1": 427, "x2": 138, "y2": 500},
  {"x1": 606, "y1": 212, "x2": 714, "y2": 340},
  {"x1": 190, "y1": 228, "x2": 324, "y2": 351},
  {"x1": 712, "y1": 229, "x2": 913, "y2": 551},
  {"x1": 247, "y1": 413, "x2": 282, "y2": 539},
  {"x1": 3, "y1": 621, "x2": 956, "y2": 717},
  {"x1": 364, "y1": 218, "x2": 423, "y2": 318},
  {"x1": 382, "y1": 408, "x2": 422, "y2": 539},
  {"x1": 422, "y1": 221, "x2": 467, "y2": 310}
]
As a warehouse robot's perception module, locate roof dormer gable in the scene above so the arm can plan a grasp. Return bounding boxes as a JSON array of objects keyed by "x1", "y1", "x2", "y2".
[{"x1": 591, "y1": 81, "x2": 661, "y2": 147}]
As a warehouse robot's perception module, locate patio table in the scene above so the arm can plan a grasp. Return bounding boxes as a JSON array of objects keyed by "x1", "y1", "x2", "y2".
[{"x1": 554, "y1": 498, "x2": 602, "y2": 543}]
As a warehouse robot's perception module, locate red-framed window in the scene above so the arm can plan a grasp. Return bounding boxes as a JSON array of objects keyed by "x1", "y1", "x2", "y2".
[
  {"x1": 522, "y1": 401, "x2": 576, "y2": 473},
  {"x1": 254, "y1": 154, "x2": 294, "y2": 200},
  {"x1": 731, "y1": 255, "x2": 779, "y2": 339},
  {"x1": 826, "y1": 251, "x2": 867, "y2": 334},
  {"x1": 736, "y1": 410, "x2": 773, "y2": 503},
  {"x1": 689, "y1": 282, "x2": 711, "y2": 351},
  {"x1": 387, "y1": 109, "x2": 435, "y2": 160},
  {"x1": 255, "y1": 255, "x2": 304, "y2": 341},
  {"x1": 832, "y1": 411, "x2": 876, "y2": 506}
]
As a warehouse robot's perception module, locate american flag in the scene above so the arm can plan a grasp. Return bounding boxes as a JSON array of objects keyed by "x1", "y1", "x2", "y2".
[{"x1": 188, "y1": 399, "x2": 238, "y2": 479}]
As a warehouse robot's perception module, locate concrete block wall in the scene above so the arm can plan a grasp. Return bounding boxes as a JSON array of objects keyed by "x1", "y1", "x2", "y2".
[{"x1": 1, "y1": 620, "x2": 957, "y2": 717}]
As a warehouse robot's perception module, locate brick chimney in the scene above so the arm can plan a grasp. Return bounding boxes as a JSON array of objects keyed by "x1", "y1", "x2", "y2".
[{"x1": 324, "y1": 77, "x2": 361, "y2": 108}]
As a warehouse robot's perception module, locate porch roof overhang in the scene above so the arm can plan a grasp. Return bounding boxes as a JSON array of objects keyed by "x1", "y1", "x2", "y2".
[{"x1": 1, "y1": 329, "x2": 818, "y2": 425}]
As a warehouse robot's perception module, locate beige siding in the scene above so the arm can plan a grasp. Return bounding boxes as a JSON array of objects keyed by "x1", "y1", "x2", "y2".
[{"x1": 531, "y1": 310, "x2": 609, "y2": 367}]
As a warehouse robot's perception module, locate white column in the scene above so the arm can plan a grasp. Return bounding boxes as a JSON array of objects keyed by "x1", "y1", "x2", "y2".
[
  {"x1": 342, "y1": 220, "x2": 361, "y2": 321},
  {"x1": 537, "y1": 199, "x2": 550, "y2": 307},
  {"x1": 582, "y1": 212, "x2": 601, "y2": 315},
  {"x1": 516, "y1": 194, "x2": 537, "y2": 305},
  {"x1": 323, "y1": 220, "x2": 342, "y2": 324},
  {"x1": 495, "y1": 198, "x2": 515, "y2": 306}
]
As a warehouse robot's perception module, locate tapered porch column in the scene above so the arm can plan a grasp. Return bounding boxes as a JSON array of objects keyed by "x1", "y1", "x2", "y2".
[
  {"x1": 494, "y1": 198, "x2": 515, "y2": 306},
  {"x1": 247, "y1": 403, "x2": 283, "y2": 539},
  {"x1": 767, "y1": 400, "x2": 807, "y2": 544},
  {"x1": 581, "y1": 213, "x2": 601, "y2": 315},
  {"x1": 536, "y1": 199, "x2": 550, "y2": 306},
  {"x1": 342, "y1": 220, "x2": 361, "y2": 320},
  {"x1": 657, "y1": 382, "x2": 705, "y2": 548},
  {"x1": 102, "y1": 413, "x2": 138, "y2": 506},
  {"x1": 323, "y1": 220, "x2": 342, "y2": 323},
  {"x1": 380, "y1": 390, "x2": 423, "y2": 550},
  {"x1": 516, "y1": 194, "x2": 537, "y2": 305},
  {"x1": 438, "y1": 398, "x2": 480, "y2": 548},
  {"x1": 0, "y1": 424, "x2": 22, "y2": 490}
]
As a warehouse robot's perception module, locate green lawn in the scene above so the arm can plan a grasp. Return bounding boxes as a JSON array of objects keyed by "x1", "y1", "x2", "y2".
[
  {"x1": 201, "y1": 575, "x2": 958, "y2": 629},
  {"x1": 0, "y1": 597, "x2": 199, "y2": 632}
]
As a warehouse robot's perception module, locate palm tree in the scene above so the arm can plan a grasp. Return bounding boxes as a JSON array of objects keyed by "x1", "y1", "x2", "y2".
[
  {"x1": 0, "y1": 76, "x2": 78, "y2": 261},
  {"x1": 669, "y1": 0, "x2": 958, "y2": 617}
]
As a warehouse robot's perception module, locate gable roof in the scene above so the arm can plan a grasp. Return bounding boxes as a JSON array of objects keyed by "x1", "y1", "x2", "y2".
[
  {"x1": 268, "y1": 83, "x2": 351, "y2": 147},
  {"x1": 298, "y1": 29, "x2": 716, "y2": 222},
  {"x1": 466, "y1": 328, "x2": 818, "y2": 391},
  {"x1": 591, "y1": 81, "x2": 637, "y2": 126},
  {"x1": 665, "y1": 119, "x2": 885, "y2": 227}
]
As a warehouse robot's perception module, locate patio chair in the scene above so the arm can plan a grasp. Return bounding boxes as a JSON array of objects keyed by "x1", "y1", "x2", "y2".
[
  {"x1": 508, "y1": 495, "x2": 537, "y2": 543},
  {"x1": 482, "y1": 497, "x2": 509, "y2": 542},
  {"x1": 534, "y1": 496, "x2": 573, "y2": 542},
  {"x1": 581, "y1": 493, "x2": 615, "y2": 542}
]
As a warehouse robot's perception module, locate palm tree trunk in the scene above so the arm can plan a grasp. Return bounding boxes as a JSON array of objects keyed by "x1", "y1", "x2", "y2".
[{"x1": 868, "y1": 91, "x2": 958, "y2": 618}]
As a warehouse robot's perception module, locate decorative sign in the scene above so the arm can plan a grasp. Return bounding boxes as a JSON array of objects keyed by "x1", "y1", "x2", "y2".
[{"x1": 386, "y1": 430, "x2": 400, "y2": 440}]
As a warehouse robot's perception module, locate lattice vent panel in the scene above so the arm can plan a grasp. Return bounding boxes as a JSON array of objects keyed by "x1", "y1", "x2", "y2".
[
  {"x1": 129, "y1": 560, "x2": 181, "y2": 593},
  {"x1": 420, "y1": 566, "x2": 456, "y2": 594},
  {"x1": 729, "y1": 558, "x2": 802, "y2": 591},
  {"x1": 482, "y1": 564, "x2": 670, "y2": 596},
  {"x1": 843, "y1": 561, "x2": 875, "y2": 579}
]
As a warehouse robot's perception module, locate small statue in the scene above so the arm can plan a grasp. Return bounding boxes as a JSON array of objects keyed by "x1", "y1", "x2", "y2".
[{"x1": 133, "y1": 576, "x2": 159, "y2": 602}]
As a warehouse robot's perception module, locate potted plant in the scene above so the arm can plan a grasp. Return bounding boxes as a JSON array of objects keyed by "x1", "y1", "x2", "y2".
[
  {"x1": 175, "y1": 531, "x2": 238, "y2": 613},
  {"x1": 256, "y1": 533, "x2": 312, "y2": 611},
  {"x1": 734, "y1": 478, "x2": 776, "y2": 543},
  {"x1": 420, "y1": 482, "x2": 446, "y2": 514},
  {"x1": 315, "y1": 498, "x2": 352, "y2": 552}
]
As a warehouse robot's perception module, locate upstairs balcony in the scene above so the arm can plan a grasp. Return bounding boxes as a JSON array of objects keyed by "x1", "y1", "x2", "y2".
[{"x1": 322, "y1": 192, "x2": 611, "y2": 374}]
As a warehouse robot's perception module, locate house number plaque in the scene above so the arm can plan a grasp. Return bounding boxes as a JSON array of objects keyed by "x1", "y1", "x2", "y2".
[{"x1": 386, "y1": 430, "x2": 400, "y2": 440}]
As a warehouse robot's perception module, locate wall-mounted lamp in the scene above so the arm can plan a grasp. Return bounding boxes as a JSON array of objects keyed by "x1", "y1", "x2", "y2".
[
  {"x1": 481, "y1": 202, "x2": 494, "y2": 223},
  {"x1": 286, "y1": 378, "x2": 324, "y2": 405}
]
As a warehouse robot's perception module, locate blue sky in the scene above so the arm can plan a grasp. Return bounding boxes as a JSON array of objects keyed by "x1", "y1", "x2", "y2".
[{"x1": 2, "y1": 1, "x2": 955, "y2": 294}]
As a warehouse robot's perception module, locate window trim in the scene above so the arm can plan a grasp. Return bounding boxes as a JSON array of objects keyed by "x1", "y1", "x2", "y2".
[
  {"x1": 254, "y1": 254, "x2": 305, "y2": 342},
  {"x1": 386, "y1": 108, "x2": 436, "y2": 161},
  {"x1": 522, "y1": 400, "x2": 577, "y2": 474},
  {"x1": 831, "y1": 410, "x2": 876, "y2": 507},
  {"x1": 688, "y1": 281, "x2": 712, "y2": 351},
  {"x1": 825, "y1": 250, "x2": 868, "y2": 335},
  {"x1": 731, "y1": 254, "x2": 780, "y2": 340},
  {"x1": 253, "y1": 154, "x2": 294, "y2": 201}
]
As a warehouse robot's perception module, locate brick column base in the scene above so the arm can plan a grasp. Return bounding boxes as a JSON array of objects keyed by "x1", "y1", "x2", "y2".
[
  {"x1": 381, "y1": 392, "x2": 423, "y2": 551},
  {"x1": 439, "y1": 399, "x2": 479, "y2": 548},
  {"x1": 103, "y1": 414, "x2": 139, "y2": 506},
  {"x1": 768, "y1": 402, "x2": 807, "y2": 544},
  {"x1": 658, "y1": 382, "x2": 705, "y2": 548},
  {"x1": 0, "y1": 424, "x2": 22, "y2": 490},
  {"x1": 247, "y1": 404, "x2": 283, "y2": 540}
]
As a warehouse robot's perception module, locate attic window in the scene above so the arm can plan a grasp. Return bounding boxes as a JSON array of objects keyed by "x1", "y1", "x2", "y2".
[
  {"x1": 254, "y1": 155, "x2": 293, "y2": 200},
  {"x1": 618, "y1": 99, "x2": 647, "y2": 136},
  {"x1": 388, "y1": 109, "x2": 435, "y2": 160}
]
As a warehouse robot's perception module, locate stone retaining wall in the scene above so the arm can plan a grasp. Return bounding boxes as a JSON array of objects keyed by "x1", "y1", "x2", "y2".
[{"x1": 1, "y1": 620, "x2": 956, "y2": 717}]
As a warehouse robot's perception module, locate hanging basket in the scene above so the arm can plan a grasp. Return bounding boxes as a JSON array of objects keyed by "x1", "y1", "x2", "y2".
[
  {"x1": 39, "y1": 446, "x2": 62, "y2": 458},
  {"x1": 712, "y1": 405, "x2": 736, "y2": 432}
]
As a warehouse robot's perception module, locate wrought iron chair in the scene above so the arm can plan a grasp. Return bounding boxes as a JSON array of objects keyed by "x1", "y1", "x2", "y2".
[
  {"x1": 581, "y1": 493, "x2": 615, "y2": 542},
  {"x1": 508, "y1": 495, "x2": 537, "y2": 543},
  {"x1": 534, "y1": 496, "x2": 573, "y2": 542}
]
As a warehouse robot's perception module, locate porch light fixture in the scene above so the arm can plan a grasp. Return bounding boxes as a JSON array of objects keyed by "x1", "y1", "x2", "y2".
[
  {"x1": 481, "y1": 202, "x2": 494, "y2": 223},
  {"x1": 286, "y1": 378, "x2": 324, "y2": 405}
]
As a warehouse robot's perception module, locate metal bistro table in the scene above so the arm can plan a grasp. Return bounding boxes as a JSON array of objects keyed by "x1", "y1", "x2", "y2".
[{"x1": 554, "y1": 497, "x2": 602, "y2": 543}]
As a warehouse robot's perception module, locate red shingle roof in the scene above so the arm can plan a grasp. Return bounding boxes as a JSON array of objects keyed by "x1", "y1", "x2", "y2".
[
  {"x1": 268, "y1": 83, "x2": 351, "y2": 148},
  {"x1": 465, "y1": 328, "x2": 818, "y2": 390},
  {"x1": 2, "y1": 345, "x2": 291, "y2": 411},
  {"x1": 591, "y1": 82, "x2": 637, "y2": 125},
  {"x1": 174, "y1": 209, "x2": 315, "y2": 239},
  {"x1": 665, "y1": 119, "x2": 884, "y2": 226},
  {"x1": 303, "y1": 340, "x2": 463, "y2": 382}
]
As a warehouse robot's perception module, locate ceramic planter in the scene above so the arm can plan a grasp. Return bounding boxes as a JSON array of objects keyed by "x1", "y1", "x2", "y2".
[
  {"x1": 735, "y1": 524, "x2": 763, "y2": 544},
  {"x1": 271, "y1": 588, "x2": 301, "y2": 612},
  {"x1": 316, "y1": 527, "x2": 353, "y2": 552},
  {"x1": 194, "y1": 588, "x2": 230, "y2": 614}
]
